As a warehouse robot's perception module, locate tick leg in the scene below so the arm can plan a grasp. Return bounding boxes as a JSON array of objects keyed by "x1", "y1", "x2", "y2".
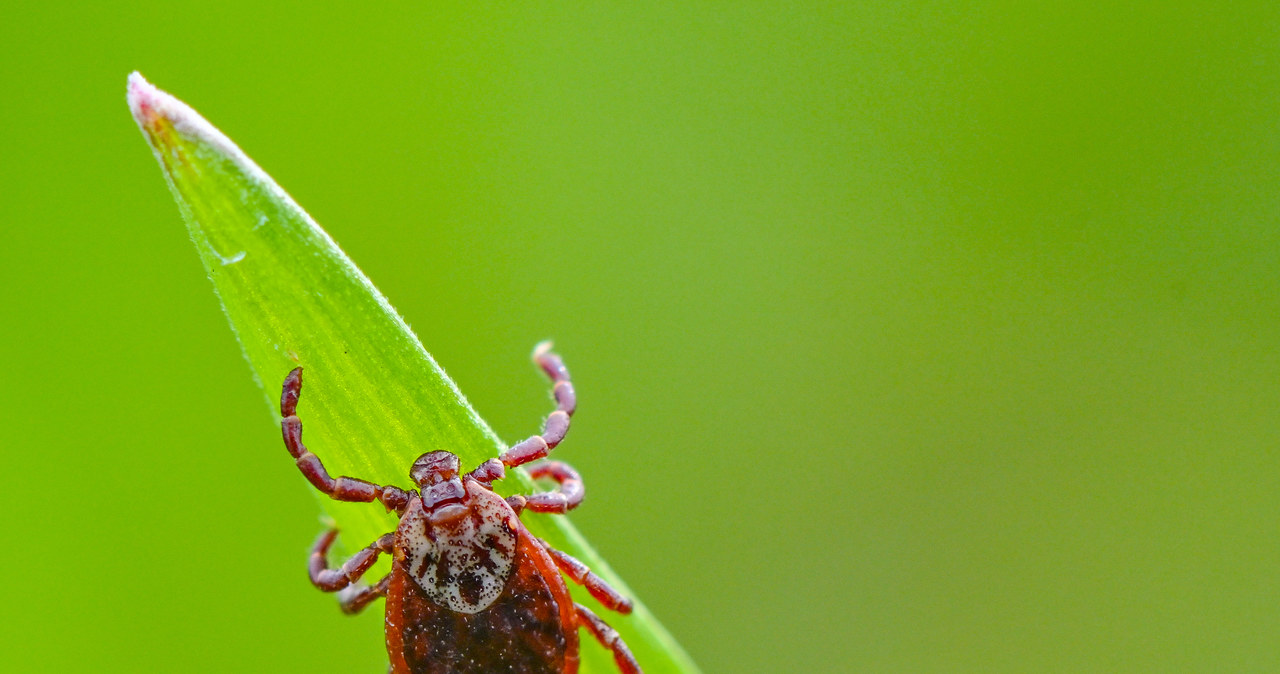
[
  {"x1": 541, "y1": 542, "x2": 633, "y2": 614},
  {"x1": 337, "y1": 574, "x2": 391, "y2": 615},
  {"x1": 308, "y1": 527, "x2": 395, "y2": 592},
  {"x1": 281, "y1": 368, "x2": 412, "y2": 514},
  {"x1": 500, "y1": 342, "x2": 577, "y2": 468},
  {"x1": 520, "y1": 460, "x2": 584, "y2": 513},
  {"x1": 576, "y1": 603, "x2": 642, "y2": 674}
]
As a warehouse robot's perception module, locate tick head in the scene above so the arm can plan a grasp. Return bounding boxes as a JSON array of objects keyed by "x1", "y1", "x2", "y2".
[{"x1": 412, "y1": 451, "x2": 467, "y2": 522}]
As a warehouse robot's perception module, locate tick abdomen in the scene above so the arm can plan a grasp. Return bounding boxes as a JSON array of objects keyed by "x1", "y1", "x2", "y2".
[{"x1": 387, "y1": 489, "x2": 580, "y2": 674}]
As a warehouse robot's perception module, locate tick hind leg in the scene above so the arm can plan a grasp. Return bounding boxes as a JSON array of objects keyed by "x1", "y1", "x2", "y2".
[
  {"x1": 308, "y1": 527, "x2": 395, "y2": 593},
  {"x1": 576, "y1": 603, "x2": 642, "y2": 674},
  {"x1": 337, "y1": 574, "x2": 391, "y2": 615},
  {"x1": 542, "y1": 543, "x2": 633, "y2": 614},
  {"x1": 500, "y1": 342, "x2": 577, "y2": 468},
  {"x1": 281, "y1": 368, "x2": 411, "y2": 513}
]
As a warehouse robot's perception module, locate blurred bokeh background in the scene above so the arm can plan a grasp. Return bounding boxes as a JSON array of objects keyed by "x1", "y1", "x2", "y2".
[{"x1": 3, "y1": 3, "x2": 1280, "y2": 672}]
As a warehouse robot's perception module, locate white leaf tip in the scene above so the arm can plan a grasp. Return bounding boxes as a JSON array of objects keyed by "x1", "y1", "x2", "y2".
[
  {"x1": 124, "y1": 73, "x2": 270, "y2": 190},
  {"x1": 127, "y1": 70, "x2": 149, "y2": 92},
  {"x1": 126, "y1": 71, "x2": 160, "y2": 126},
  {"x1": 125, "y1": 71, "x2": 207, "y2": 141}
]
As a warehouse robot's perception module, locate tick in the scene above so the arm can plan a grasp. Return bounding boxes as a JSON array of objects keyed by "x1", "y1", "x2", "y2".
[{"x1": 278, "y1": 343, "x2": 641, "y2": 674}]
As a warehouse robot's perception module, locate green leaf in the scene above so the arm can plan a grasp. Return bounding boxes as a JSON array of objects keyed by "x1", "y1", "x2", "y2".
[{"x1": 128, "y1": 72, "x2": 699, "y2": 674}]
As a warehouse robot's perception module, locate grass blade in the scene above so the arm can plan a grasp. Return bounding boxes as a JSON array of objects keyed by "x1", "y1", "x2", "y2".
[{"x1": 128, "y1": 72, "x2": 699, "y2": 674}]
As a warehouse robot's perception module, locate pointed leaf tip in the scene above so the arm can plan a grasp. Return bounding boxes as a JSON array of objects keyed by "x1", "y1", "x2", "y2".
[
  {"x1": 125, "y1": 75, "x2": 291, "y2": 215},
  {"x1": 126, "y1": 71, "x2": 159, "y2": 129}
]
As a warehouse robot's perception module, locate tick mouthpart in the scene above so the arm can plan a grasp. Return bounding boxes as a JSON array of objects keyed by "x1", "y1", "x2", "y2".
[{"x1": 410, "y1": 450, "x2": 460, "y2": 487}]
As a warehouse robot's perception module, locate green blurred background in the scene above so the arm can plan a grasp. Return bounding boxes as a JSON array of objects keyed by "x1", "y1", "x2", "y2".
[{"x1": 3, "y1": 2, "x2": 1279, "y2": 672}]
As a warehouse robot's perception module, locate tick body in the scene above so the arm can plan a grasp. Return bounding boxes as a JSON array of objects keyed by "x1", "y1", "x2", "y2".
[{"x1": 279, "y1": 343, "x2": 641, "y2": 674}]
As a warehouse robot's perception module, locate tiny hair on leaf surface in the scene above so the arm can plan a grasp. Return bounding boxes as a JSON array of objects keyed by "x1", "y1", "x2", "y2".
[{"x1": 127, "y1": 72, "x2": 699, "y2": 674}]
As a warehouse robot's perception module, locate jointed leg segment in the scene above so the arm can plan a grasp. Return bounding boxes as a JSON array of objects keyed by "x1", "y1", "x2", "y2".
[
  {"x1": 338, "y1": 574, "x2": 391, "y2": 615},
  {"x1": 576, "y1": 603, "x2": 641, "y2": 674},
  {"x1": 490, "y1": 344, "x2": 590, "y2": 514},
  {"x1": 281, "y1": 368, "x2": 411, "y2": 514},
  {"x1": 523, "y1": 461, "x2": 584, "y2": 513},
  {"x1": 500, "y1": 342, "x2": 577, "y2": 468},
  {"x1": 542, "y1": 542, "x2": 633, "y2": 614},
  {"x1": 308, "y1": 527, "x2": 394, "y2": 592}
]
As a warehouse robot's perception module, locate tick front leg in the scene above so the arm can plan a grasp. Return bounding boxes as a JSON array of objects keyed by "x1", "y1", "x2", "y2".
[
  {"x1": 542, "y1": 542, "x2": 633, "y2": 614},
  {"x1": 281, "y1": 368, "x2": 411, "y2": 514},
  {"x1": 576, "y1": 603, "x2": 642, "y2": 674},
  {"x1": 308, "y1": 528, "x2": 395, "y2": 592},
  {"x1": 500, "y1": 342, "x2": 577, "y2": 468},
  {"x1": 337, "y1": 574, "x2": 391, "y2": 615}
]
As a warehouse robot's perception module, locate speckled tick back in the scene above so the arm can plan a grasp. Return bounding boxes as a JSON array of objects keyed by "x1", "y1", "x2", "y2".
[{"x1": 278, "y1": 343, "x2": 640, "y2": 674}]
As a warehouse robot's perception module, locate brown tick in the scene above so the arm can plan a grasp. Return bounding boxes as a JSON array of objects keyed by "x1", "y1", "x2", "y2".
[{"x1": 279, "y1": 343, "x2": 641, "y2": 673}]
